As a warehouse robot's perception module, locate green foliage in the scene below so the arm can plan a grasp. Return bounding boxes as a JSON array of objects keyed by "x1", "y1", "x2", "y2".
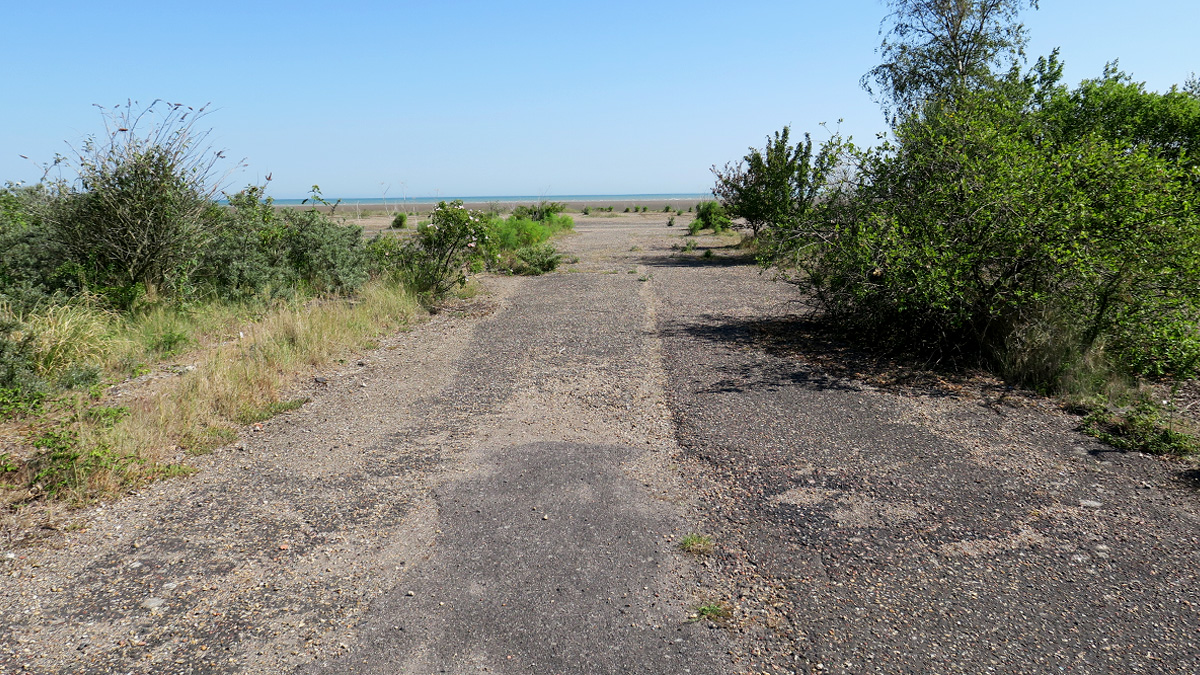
[
  {"x1": 391, "y1": 212, "x2": 408, "y2": 229},
  {"x1": 689, "y1": 602, "x2": 732, "y2": 622},
  {"x1": 84, "y1": 405, "x2": 130, "y2": 427},
  {"x1": 484, "y1": 213, "x2": 572, "y2": 276},
  {"x1": 0, "y1": 315, "x2": 45, "y2": 396},
  {"x1": 667, "y1": 216, "x2": 675, "y2": 227},
  {"x1": 689, "y1": 202, "x2": 732, "y2": 234},
  {"x1": 0, "y1": 185, "x2": 80, "y2": 310},
  {"x1": 28, "y1": 428, "x2": 139, "y2": 497},
  {"x1": 581, "y1": 206, "x2": 591, "y2": 215},
  {"x1": 497, "y1": 243, "x2": 562, "y2": 275},
  {"x1": 767, "y1": 64, "x2": 1200, "y2": 388},
  {"x1": 41, "y1": 101, "x2": 231, "y2": 307},
  {"x1": 1080, "y1": 404, "x2": 1198, "y2": 456},
  {"x1": 863, "y1": 0, "x2": 1037, "y2": 120},
  {"x1": 510, "y1": 200, "x2": 567, "y2": 221},
  {"x1": 679, "y1": 533, "x2": 714, "y2": 554},
  {"x1": 486, "y1": 214, "x2": 573, "y2": 251},
  {"x1": 712, "y1": 125, "x2": 834, "y2": 236},
  {"x1": 400, "y1": 200, "x2": 491, "y2": 299},
  {"x1": 197, "y1": 186, "x2": 369, "y2": 300}
]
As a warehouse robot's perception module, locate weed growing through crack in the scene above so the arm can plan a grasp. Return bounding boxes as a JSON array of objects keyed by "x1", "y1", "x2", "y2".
[
  {"x1": 679, "y1": 533, "x2": 714, "y2": 554},
  {"x1": 689, "y1": 602, "x2": 732, "y2": 623}
]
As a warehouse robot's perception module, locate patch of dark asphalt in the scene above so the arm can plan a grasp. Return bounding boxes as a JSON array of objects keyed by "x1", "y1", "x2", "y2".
[
  {"x1": 648, "y1": 255, "x2": 1200, "y2": 675},
  {"x1": 311, "y1": 442, "x2": 725, "y2": 675}
]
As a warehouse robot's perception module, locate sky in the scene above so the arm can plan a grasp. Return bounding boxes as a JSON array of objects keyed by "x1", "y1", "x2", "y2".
[{"x1": 2, "y1": 1, "x2": 1198, "y2": 199}]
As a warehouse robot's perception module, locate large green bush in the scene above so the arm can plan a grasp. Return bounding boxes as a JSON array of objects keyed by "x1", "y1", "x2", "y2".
[
  {"x1": 41, "y1": 101, "x2": 228, "y2": 307},
  {"x1": 712, "y1": 126, "x2": 833, "y2": 236},
  {"x1": 689, "y1": 202, "x2": 732, "y2": 235},
  {"x1": 0, "y1": 185, "x2": 79, "y2": 311},
  {"x1": 197, "y1": 186, "x2": 369, "y2": 300},
  {"x1": 768, "y1": 68, "x2": 1200, "y2": 386},
  {"x1": 399, "y1": 200, "x2": 491, "y2": 299}
]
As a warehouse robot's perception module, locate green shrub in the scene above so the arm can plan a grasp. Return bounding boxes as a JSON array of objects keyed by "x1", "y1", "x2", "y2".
[
  {"x1": 767, "y1": 70, "x2": 1200, "y2": 386},
  {"x1": 365, "y1": 233, "x2": 407, "y2": 279},
  {"x1": 278, "y1": 209, "x2": 369, "y2": 294},
  {"x1": 712, "y1": 126, "x2": 833, "y2": 237},
  {"x1": 690, "y1": 202, "x2": 731, "y2": 234},
  {"x1": 28, "y1": 428, "x2": 141, "y2": 497},
  {"x1": 198, "y1": 187, "x2": 368, "y2": 299},
  {"x1": 497, "y1": 243, "x2": 562, "y2": 275},
  {"x1": 0, "y1": 315, "x2": 44, "y2": 396},
  {"x1": 511, "y1": 200, "x2": 566, "y2": 221},
  {"x1": 401, "y1": 200, "x2": 491, "y2": 299},
  {"x1": 41, "y1": 101, "x2": 227, "y2": 307},
  {"x1": 0, "y1": 185, "x2": 80, "y2": 310},
  {"x1": 391, "y1": 212, "x2": 408, "y2": 229},
  {"x1": 1081, "y1": 403, "x2": 1198, "y2": 455}
]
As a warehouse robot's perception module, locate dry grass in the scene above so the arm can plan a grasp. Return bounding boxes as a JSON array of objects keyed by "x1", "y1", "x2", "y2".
[
  {"x1": 109, "y1": 279, "x2": 421, "y2": 460},
  {"x1": 2, "y1": 279, "x2": 422, "y2": 505}
]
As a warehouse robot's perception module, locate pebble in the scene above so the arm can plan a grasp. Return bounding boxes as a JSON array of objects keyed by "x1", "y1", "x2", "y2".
[{"x1": 1080, "y1": 500, "x2": 1103, "y2": 508}]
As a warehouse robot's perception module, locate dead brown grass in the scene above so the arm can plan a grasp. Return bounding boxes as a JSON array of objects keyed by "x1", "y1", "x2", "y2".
[{"x1": 1, "y1": 280, "x2": 422, "y2": 510}]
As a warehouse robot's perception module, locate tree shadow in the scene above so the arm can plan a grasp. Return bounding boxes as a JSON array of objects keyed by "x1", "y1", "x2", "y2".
[
  {"x1": 662, "y1": 311, "x2": 1035, "y2": 408},
  {"x1": 635, "y1": 249, "x2": 756, "y2": 268},
  {"x1": 1175, "y1": 467, "x2": 1200, "y2": 488}
]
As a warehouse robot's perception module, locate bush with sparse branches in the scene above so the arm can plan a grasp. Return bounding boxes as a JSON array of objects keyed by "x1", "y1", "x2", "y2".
[{"x1": 37, "y1": 101, "x2": 239, "y2": 307}]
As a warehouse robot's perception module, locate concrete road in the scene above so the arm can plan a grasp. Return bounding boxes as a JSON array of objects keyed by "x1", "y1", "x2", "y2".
[{"x1": 2, "y1": 213, "x2": 1197, "y2": 675}]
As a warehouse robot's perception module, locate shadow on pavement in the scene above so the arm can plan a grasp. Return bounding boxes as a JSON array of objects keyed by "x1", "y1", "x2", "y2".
[
  {"x1": 660, "y1": 313, "x2": 1022, "y2": 404},
  {"x1": 635, "y1": 250, "x2": 756, "y2": 269}
]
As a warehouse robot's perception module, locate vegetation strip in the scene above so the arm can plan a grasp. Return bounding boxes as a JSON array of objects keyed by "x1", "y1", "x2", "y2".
[
  {"x1": 1, "y1": 105, "x2": 574, "y2": 508},
  {"x1": 706, "y1": 0, "x2": 1200, "y2": 455}
]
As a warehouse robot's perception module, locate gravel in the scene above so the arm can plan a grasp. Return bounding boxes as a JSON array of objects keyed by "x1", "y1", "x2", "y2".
[{"x1": 3, "y1": 214, "x2": 1197, "y2": 674}]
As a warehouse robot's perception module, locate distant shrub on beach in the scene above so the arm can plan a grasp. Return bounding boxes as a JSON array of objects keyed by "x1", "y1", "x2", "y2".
[
  {"x1": 510, "y1": 200, "x2": 566, "y2": 222},
  {"x1": 390, "y1": 212, "x2": 407, "y2": 229}
]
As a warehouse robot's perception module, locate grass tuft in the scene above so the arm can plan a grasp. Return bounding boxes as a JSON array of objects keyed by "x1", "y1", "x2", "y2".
[
  {"x1": 689, "y1": 602, "x2": 732, "y2": 623},
  {"x1": 679, "y1": 533, "x2": 715, "y2": 555}
]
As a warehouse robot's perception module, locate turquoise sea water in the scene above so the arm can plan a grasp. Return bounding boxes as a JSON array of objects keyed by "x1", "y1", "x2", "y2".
[{"x1": 254, "y1": 193, "x2": 712, "y2": 206}]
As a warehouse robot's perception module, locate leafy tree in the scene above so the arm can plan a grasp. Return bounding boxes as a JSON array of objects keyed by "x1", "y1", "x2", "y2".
[
  {"x1": 862, "y1": 0, "x2": 1038, "y2": 121},
  {"x1": 711, "y1": 126, "x2": 834, "y2": 237},
  {"x1": 1038, "y1": 63, "x2": 1200, "y2": 169}
]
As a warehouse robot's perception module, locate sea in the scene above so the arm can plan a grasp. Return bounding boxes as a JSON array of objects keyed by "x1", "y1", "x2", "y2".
[{"x1": 256, "y1": 193, "x2": 712, "y2": 207}]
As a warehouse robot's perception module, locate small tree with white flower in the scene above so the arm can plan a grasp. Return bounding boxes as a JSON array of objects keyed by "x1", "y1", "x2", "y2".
[{"x1": 403, "y1": 200, "x2": 490, "y2": 300}]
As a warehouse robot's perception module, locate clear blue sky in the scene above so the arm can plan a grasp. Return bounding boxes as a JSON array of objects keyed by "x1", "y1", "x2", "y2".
[{"x1": 2, "y1": 1, "x2": 1197, "y2": 199}]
